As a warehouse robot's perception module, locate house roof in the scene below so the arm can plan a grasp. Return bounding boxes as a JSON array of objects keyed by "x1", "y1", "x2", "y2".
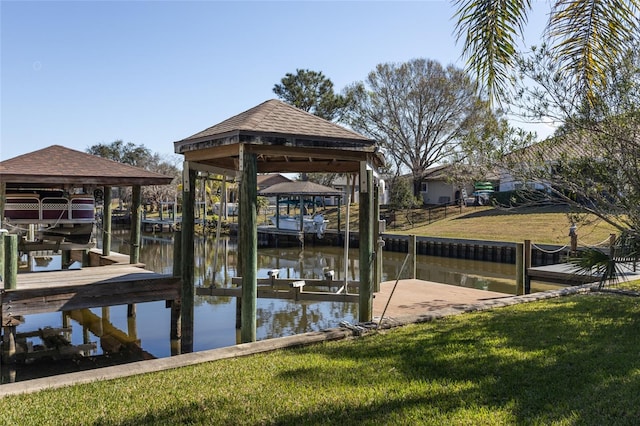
[
  {"x1": 258, "y1": 181, "x2": 343, "y2": 196},
  {"x1": 257, "y1": 173, "x2": 293, "y2": 189},
  {"x1": 174, "y1": 99, "x2": 381, "y2": 174},
  {"x1": 0, "y1": 145, "x2": 175, "y2": 187}
]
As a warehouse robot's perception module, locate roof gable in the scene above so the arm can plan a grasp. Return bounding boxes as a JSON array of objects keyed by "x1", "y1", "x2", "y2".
[
  {"x1": 0, "y1": 145, "x2": 174, "y2": 186},
  {"x1": 176, "y1": 99, "x2": 374, "y2": 148}
]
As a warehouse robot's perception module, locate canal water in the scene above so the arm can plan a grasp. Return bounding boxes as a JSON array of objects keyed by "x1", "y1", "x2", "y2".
[{"x1": 2, "y1": 230, "x2": 559, "y2": 382}]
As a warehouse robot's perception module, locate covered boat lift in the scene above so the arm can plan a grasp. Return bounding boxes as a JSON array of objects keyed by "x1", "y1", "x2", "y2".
[
  {"x1": 0, "y1": 145, "x2": 175, "y2": 268},
  {"x1": 174, "y1": 99, "x2": 384, "y2": 344}
]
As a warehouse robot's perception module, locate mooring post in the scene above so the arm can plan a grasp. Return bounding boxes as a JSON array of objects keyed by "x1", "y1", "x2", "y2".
[
  {"x1": 181, "y1": 165, "x2": 196, "y2": 353},
  {"x1": 359, "y1": 167, "x2": 374, "y2": 322},
  {"x1": 102, "y1": 186, "x2": 112, "y2": 256},
  {"x1": 239, "y1": 149, "x2": 258, "y2": 343},
  {"x1": 516, "y1": 242, "x2": 524, "y2": 295},
  {"x1": 170, "y1": 229, "x2": 182, "y2": 354},
  {"x1": 130, "y1": 185, "x2": 142, "y2": 264},
  {"x1": 4, "y1": 234, "x2": 18, "y2": 290},
  {"x1": 374, "y1": 184, "x2": 382, "y2": 292},
  {"x1": 409, "y1": 235, "x2": 417, "y2": 279},
  {"x1": 0, "y1": 231, "x2": 5, "y2": 283},
  {"x1": 524, "y1": 240, "x2": 532, "y2": 294}
]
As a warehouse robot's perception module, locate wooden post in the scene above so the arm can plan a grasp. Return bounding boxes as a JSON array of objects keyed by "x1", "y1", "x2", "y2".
[
  {"x1": 239, "y1": 150, "x2": 258, "y2": 343},
  {"x1": 0, "y1": 232, "x2": 5, "y2": 283},
  {"x1": 374, "y1": 185, "x2": 382, "y2": 292},
  {"x1": 0, "y1": 181, "x2": 5, "y2": 229},
  {"x1": 359, "y1": 168, "x2": 374, "y2": 322},
  {"x1": 609, "y1": 233, "x2": 617, "y2": 258},
  {"x1": 515, "y1": 242, "x2": 524, "y2": 295},
  {"x1": 181, "y1": 165, "x2": 196, "y2": 353},
  {"x1": 102, "y1": 186, "x2": 112, "y2": 256},
  {"x1": 4, "y1": 234, "x2": 18, "y2": 290},
  {"x1": 524, "y1": 239, "x2": 532, "y2": 294},
  {"x1": 130, "y1": 185, "x2": 142, "y2": 264},
  {"x1": 409, "y1": 235, "x2": 417, "y2": 279}
]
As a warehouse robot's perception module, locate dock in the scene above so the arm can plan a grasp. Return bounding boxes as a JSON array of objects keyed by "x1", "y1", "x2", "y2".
[
  {"x1": 1, "y1": 264, "x2": 181, "y2": 320},
  {"x1": 373, "y1": 279, "x2": 512, "y2": 321}
]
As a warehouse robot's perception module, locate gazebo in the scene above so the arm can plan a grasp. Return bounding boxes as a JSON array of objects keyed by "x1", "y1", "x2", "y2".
[
  {"x1": 174, "y1": 99, "x2": 383, "y2": 343},
  {"x1": 0, "y1": 145, "x2": 175, "y2": 265}
]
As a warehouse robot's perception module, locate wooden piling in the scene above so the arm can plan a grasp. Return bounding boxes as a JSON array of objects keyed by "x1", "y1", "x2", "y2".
[
  {"x1": 239, "y1": 151, "x2": 258, "y2": 343},
  {"x1": 4, "y1": 234, "x2": 18, "y2": 290},
  {"x1": 374, "y1": 185, "x2": 381, "y2": 293},
  {"x1": 181, "y1": 165, "x2": 196, "y2": 352},
  {"x1": 524, "y1": 240, "x2": 532, "y2": 294},
  {"x1": 130, "y1": 185, "x2": 142, "y2": 264},
  {"x1": 408, "y1": 235, "x2": 417, "y2": 279},
  {"x1": 102, "y1": 186, "x2": 112, "y2": 256},
  {"x1": 515, "y1": 242, "x2": 524, "y2": 295},
  {"x1": 358, "y1": 168, "x2": 374, "y2": 322}
]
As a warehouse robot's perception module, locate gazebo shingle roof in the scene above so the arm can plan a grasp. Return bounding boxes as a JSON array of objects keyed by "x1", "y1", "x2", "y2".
[
  {"x1": 0, "y1": 145, "x2": 174, "y2": 186},
  {"x1": 174, "y1": 99, "x2": 381, "y2": 174},
  {"x1": 176, "y1": 99, "x2": 373, "y2": 148},
  {"x1": 258, "y1": 181, "x2": 343, "y2": 196}
]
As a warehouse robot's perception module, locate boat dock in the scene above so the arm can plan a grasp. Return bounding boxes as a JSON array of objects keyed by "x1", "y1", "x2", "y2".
[{"x1": 373, "y1": 279, "x2": 512, "y2": 321}]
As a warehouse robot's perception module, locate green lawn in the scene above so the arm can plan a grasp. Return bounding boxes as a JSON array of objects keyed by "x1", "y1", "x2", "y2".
[
  {"x1": 4, "y1": 287, "x2": 640, "y2": 425},
  {"x1": 323, "y1": 204, "x2": 619, "y2": 245}
]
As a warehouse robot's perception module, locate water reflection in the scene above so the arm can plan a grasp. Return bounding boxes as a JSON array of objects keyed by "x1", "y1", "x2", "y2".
[{"x1": 3, "y1": 230, "x2": 554, "y2": 383}]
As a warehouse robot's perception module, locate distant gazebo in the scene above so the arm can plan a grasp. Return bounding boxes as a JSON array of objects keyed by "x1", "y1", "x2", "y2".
[{"x1": 174, "y1": 99, "x2": 383, "y2": 343}]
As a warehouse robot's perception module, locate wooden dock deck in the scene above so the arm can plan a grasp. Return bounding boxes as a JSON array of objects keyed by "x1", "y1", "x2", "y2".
[{"x1": 2, "y1": 264, "x2": 181, "y2": 321}]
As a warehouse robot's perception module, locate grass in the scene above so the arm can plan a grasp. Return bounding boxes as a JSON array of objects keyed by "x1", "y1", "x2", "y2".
[
  {"x1": 4, "y1": 288, "x2": 640, "y2": 425},
  {"x1": 321, "y1": 204, "x2": 619, "y2": 245}
]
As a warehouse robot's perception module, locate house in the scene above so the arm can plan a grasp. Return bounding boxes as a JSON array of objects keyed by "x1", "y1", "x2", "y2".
[{"x1": 498, "y1": 135, "x2": 594, "y2": 192}]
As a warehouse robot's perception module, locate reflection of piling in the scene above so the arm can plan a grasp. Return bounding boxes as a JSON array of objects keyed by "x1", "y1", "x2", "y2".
[{"x1": 171, "y1": 230, "x2": 182, "y2": 355}]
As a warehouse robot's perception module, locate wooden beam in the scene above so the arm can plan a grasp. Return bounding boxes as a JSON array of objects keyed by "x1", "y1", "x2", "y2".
[
  {"x1": 257, "y1": 161, "x2": 361, "y2": 174},
  {"x1": 247, "y1": 145, "x2": 371, "y2": 162},
  {"x1": 196, "y1": 286, "x2": 359, "y2": 303},
  {"x1": 183, "y1": 144, "x2": 240, "y2": 162}
]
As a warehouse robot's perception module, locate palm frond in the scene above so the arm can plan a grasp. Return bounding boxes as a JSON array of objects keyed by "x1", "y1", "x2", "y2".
[
  {"x1": 453, "y1": 0, "x2": 531, "y2": 103},
  {"x1": 547, "y1": 0, "x2": 640, "y2": 105}
]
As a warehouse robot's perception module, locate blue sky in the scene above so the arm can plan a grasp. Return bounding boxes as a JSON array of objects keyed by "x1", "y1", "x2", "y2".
[{"x1": 1, "y1": 1, "x2": 551, "y2": 162}]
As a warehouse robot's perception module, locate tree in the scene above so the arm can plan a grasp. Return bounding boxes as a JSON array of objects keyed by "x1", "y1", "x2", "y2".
[
  {"x1": 87, "y1": 140, "x2": 180, "y2": 211},
  {"x1": 498, "y1": 44, "x2": 640, "y2": 238},
  {"x1": 273, "y1": 69, "x2": 351, "y2": 121},
  {"x1": 453, "y1": 0, "x2": 640, "y2": 104},
  {"x1": 86, "y1": 140, "x2": 154, "y2": 168},
  {"x1": 344, "y1": 58, "x2": 497, "y2": 196}
]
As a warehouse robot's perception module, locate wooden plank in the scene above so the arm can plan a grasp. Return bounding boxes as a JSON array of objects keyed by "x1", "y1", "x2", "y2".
[
  {"x1": 2, "y1": 277, "x2": 181, "y2": 317},
  {"x1": 230, "y1": 277, "x2": 360, "y2": 288},
  {"x1": 196, "y1": 286, "x2": 359, "y2": 303}
]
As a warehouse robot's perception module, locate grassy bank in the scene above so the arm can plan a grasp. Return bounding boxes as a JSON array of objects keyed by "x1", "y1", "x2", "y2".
[
  {"x1": 4, "y1": 284, "x2": 640, "y2": 425},
  {"x1": 323, "y1": 204, "x2": 618, "y2": 245}
]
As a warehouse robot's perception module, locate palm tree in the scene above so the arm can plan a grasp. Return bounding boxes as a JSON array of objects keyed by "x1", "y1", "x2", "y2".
[{"x1": 454, "y1": 0, "x2": 640, "y2": 104}]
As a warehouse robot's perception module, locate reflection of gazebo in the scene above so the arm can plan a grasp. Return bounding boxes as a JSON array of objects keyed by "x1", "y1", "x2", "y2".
[
  {"x1": 174, "y1": 99, "x2": 383, "y2": 344},
  {"x1": 258, "y1": 181, "x2": 344, "y2": 231}
]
